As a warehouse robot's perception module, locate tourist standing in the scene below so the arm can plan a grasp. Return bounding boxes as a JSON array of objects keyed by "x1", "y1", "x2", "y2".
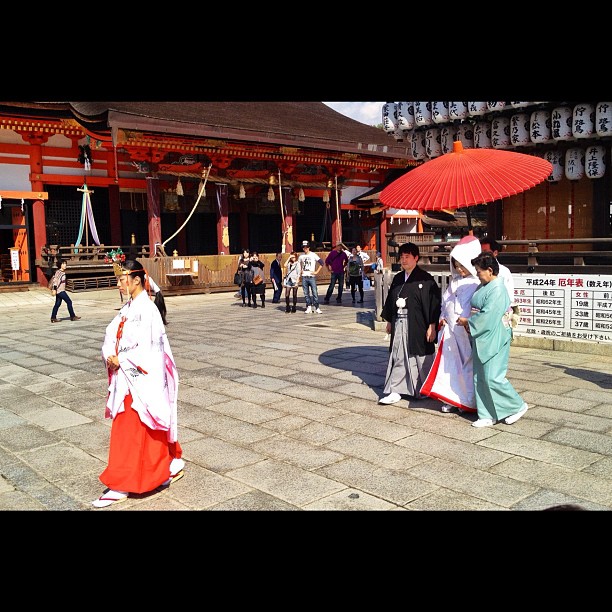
[
  {"x1": 270, "y1": 252, "x2": 283, "y2": 304},
  {"x1": 298, "y1": 240, "x2": 324, "y2": 314},
  {"x1": 283, "y1": 251, "x2": 300, "y2": 313},
  {"x1": 324, "y1": 242, "x2": 348, "y2": 304},
  {"x1": 248, "y1": 251, "x2": 266, "y2": 308},
  {"x1": 347, "y1": 247, "x2": 365, "y2": 303}
]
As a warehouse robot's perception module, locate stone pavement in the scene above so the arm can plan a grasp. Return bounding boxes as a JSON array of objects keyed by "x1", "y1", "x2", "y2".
[{"x1": 0, "y1": 283, "x2": 611, "y2": 511}]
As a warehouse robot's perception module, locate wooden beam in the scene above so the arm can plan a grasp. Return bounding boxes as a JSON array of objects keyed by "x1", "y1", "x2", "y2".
[{"x1": 0, "y1": 190, "x2": 48, "y2": 200}]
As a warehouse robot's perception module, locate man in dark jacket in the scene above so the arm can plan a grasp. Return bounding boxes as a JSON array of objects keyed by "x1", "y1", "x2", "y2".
[
  {"x1": 379, "y1": 242, "x2": 441, "y2": 404},
  {"x1": 270, "y1": 252, "x2": 283, "y2": 303}
]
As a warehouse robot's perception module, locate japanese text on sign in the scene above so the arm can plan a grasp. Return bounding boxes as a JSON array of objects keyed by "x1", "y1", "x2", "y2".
[{"x1": 513, "y1": 273, "x2": 612, "y2": 344}]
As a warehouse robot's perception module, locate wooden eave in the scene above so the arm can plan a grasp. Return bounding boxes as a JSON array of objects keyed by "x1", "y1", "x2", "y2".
[{"x1": 108, "y1": 110, "x2": 408, "y2": 164}]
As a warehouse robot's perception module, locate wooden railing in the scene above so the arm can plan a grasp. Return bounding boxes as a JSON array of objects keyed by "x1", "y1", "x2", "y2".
[{"x1": 385, "y1": 236, "x2": 612, "y2": 274}]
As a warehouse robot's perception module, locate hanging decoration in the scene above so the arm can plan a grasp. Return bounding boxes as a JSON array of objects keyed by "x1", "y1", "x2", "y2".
[
  {"x1": 199, "y1": 179, "x2": 207, "y2": 197},
  {"x1": 21, "y1": 198, "x2": 24, "y2": 212},
  {"x1": 334, "y1": 175, "x2": 342, "y2": 244},
  {"x1": 162, "y1": 164, "x2": 212, "y2": 250},
  {"x1": 239, "y1": 182, "x2": 246, "y2": 199},
  {"x1": 176, "y1": 177, "x2": 184, "y2": 196},
  {"x1": 298, "y1": 187, "x2": 305, "y2": 202},
  {"x1": 78, "y1": 140, "x2": 93, "y2": 172},
  {"x1": 74, "y1": 184, "x2": 101, "y2": 250},
  {"x1": 322, "y1": 189, "x2": 330, "y2": 203},
  {"x1": 278, "y1": 170, "x2": 287, "y2": 253},
  {"x1": 267, "y1": 186, "x2": 275, "y2": 201},
  {"x1": 0, "y1": 195, "x2": 2, "y2": 211}
]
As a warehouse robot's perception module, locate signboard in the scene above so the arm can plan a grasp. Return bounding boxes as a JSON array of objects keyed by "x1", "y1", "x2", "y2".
[
  {"x1": 9, "y1": 247, "x2": 19, "y2": 271},
  {"x1": 514, "y1": 273, "x2": 612, "y2": 344}
]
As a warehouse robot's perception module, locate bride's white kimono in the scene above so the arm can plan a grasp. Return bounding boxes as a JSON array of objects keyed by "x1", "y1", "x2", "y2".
[
  {"x1": 421, "y1": 236, "x2": 481, "y2": 411},
  {"x1": 101, "y1": 289, "x2": 179, "y2": 442}
]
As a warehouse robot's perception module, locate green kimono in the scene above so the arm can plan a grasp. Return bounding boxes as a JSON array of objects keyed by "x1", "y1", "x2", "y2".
[{"x1": 468, "y1": 277, "x2": 524, "y2": 422}]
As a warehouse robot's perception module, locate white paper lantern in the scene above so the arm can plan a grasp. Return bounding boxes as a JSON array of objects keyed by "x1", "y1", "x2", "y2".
[
  {"x1": 425, "y1": 128, "x2": 442, "y2": 158},
  {"x1": 565, "y1": 147, "x2": 585, "y2": 181},
  {"x1": 595, "y1": 102, "x2": 612, "y2": 137},
  {"x1": 473, "y1": 121, "x2": 492, "y2": 148},
  {"x1": 572, "y1": 103, "x2": 595, "y2": 139},
  {"x1": 468, "y1": 102, "x2": 488, "y2": 117},
  {"x1": 441, "y1": 125, "x2": 458, "y2": 153},
  {"x1": 509, "y1": 102, "x2": 530, "y2": 109},
  {"x1": 551, "y1": 106, "x2": 574, "y2": 141},
  {"x1": 449, "y1": 101, "x2": 468, "y2": 121},
  {"x1": 491, "y1": 117, "x2": 510, "y2": 149},
  {"x1": 410, "y1": 130, "x2": 427, "y2": 161},
  {"x1": 456, "y1": 123, "x2": 474, "y2": 149},
  {"x1": 382, "y1": 102, "x2": 397, "y2": 134},
  {"x1": 530, "y1": 110, "x2": 552, "y2": 143},
  {"x1": 510, "y1": 113, "x2": 531, "y2": 146},
  {"x1": 585, "y1": 145, "x2": 606, "y2": 178},
  {"x1": 431, "y1": 101, "x2": 450, "y2": 124},
  {"x1": 414, "y1": 101, "x2": 433, "y2": 127},
  {"x1": 545, "y1": 150, "x2": 564, "y2": 182},
  {"x1": 396, "y1": 102, "x2": 414, "y2": 131},
  {"x1": 487, "y1": 101, "x2": 506, "y2": 112}
]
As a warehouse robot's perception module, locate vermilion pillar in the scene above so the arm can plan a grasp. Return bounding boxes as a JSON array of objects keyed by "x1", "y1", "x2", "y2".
[{"x1": 26, "y1": 134, "x2": 48, "y2": 285}]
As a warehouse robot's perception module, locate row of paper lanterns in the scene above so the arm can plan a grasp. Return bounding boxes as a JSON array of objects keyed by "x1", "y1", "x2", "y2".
[
  {"x1": 541, "y1": 146, "x2": 606, "y2": 181},
  {"x1": 407, "y1": 124, "x2": 606, "y2": 181},
  {"x1": 384, "y1": 102, "x2": 612, "y2": 148},
  {"x1": 383, "y1": 101, "x2": 545, "y2": 132}
]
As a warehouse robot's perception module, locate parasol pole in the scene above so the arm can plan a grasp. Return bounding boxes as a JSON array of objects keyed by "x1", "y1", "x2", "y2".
[
  {"x1": 465, "y1": 207, "x2": 473, "y2": 236},
  {"x1": 278, "y1": 170, "x2": 286, "y2": 253}
]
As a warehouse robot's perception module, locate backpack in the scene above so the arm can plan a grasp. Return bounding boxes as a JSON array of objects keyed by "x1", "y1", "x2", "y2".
[
  {"x1": 348, "y1": 260, "x2": 361, "y2": 276},
  {"x1": 47, "y1": 274, "x2": 56, "y2": 292}
]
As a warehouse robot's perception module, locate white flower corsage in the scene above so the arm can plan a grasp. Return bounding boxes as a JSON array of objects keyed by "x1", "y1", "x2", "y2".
[
  {"x1": 418, "y1": 283, "x2": 423, "y2": 289},
  {"x1": 396, "y1": 297, "x2": 406, "y2": 308}
]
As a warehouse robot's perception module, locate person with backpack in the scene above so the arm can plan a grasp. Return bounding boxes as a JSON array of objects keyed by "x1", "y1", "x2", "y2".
[{"x1": 347, "y1": 247, "x2": 365, "y2": 303}]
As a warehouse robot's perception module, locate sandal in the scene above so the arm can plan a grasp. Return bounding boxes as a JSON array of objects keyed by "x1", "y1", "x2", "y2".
[{"x1": 92, "y1": 490, "x2": 128, "y2": 508}]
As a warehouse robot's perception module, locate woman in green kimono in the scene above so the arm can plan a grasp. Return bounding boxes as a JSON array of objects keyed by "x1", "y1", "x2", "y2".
[{"x1": 457, "y1": 251, "x2": 528, "y2": 428}]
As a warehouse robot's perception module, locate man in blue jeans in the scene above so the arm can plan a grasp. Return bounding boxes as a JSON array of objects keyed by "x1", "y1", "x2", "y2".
[
  {"x1": 298, "y1": 240, "x2": 324, "y2": 314},
  {"x1": 50, "y1": 259, "x2": 81, "y2": 322},
  {"x1": 323, "y1": 242, "x2": 348, "y2": 304}
]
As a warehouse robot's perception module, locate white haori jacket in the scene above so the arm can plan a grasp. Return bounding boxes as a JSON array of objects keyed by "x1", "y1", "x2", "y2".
[{"x1": 102, "y1": 290, "x2": 179, "y2": 442}]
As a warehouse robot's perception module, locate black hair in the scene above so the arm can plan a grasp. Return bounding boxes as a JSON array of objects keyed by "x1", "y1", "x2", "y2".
[
  {"x1": 471, "y1": 251, "x2": 499, "y2": 276},
  {"x1": 123, "y1": 259, "x2": 168, "y2": 325},
  {"x1": 480, "y1": 237, "x2": 501, "y2": 252},
  {"x1": 57, "y1": 258, "x2": 65, "y2": 266},
  {"x1": 397, "y1": 242, "x2": 420, "y2": 258}
]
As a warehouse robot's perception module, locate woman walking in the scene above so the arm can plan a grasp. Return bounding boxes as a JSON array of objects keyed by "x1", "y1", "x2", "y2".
[
  {"x1": 457, "y1": 251, "x2": 529, "y2": 428},
  {"x1": 92, "y1": 259, "x2": 184, "y2": 507},
  {"x1": 50, "y1": 259, "x2": 81, "y2": 322}
]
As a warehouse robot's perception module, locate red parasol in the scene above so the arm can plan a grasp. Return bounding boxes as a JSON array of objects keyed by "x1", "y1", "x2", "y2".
[{"x1": 380, "y1": 141, "x2": 553, "y2": 230}]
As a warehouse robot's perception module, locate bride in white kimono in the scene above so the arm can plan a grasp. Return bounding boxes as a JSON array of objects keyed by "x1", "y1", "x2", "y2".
[{"x1": 421, "y1": 235, "x2": 482, "y2": 413}]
